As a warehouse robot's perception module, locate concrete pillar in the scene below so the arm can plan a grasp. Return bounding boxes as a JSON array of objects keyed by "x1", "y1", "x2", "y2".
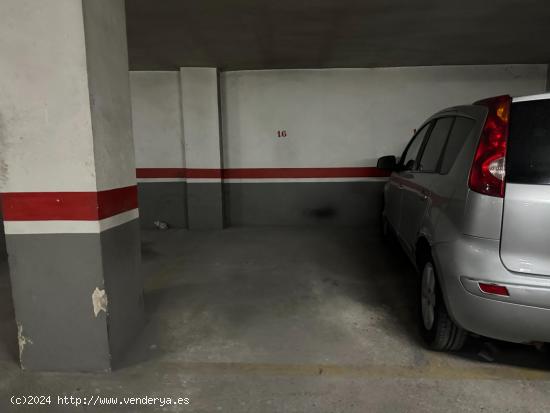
[
  {"x1": 180, "y1": 68, "x2": 224, "y2": 229},
  {"x1": 0, "y1": 0, "x2": 143, "y2": 371},
  {"x1": 131, "y1": 72, "x2": 188, "y2": 229}
]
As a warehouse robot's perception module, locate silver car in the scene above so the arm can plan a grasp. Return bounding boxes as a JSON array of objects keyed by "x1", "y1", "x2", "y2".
[{"x1": 378, "y1": 93, "x2": 550, "y2": 351}]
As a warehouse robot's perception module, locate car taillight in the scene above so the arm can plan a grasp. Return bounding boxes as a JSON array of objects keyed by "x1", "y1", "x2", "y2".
[
  {"x1": 478, "y1": 282, "x2": 509, "y2": 297},
  {"x1": 468, "y1": 95, "x2": 511, "y2": 198}
]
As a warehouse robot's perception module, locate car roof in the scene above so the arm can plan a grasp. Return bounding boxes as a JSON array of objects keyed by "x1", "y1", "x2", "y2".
[{"x1": 512, "y1": 92, "x2": 550, "y2": 103}]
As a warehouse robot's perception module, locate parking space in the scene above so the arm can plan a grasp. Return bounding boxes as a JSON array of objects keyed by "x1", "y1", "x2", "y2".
[
  {"x1": 2, "y1": 228, "x2": 550, "y2": 411},
  {"x1": 2, "y1": 1, "x2": 550, "y2": 411}
]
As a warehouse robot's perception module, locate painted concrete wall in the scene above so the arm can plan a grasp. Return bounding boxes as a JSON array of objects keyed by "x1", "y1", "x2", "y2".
[
  {"x1": 130, "y1": 72, "x2": 187, "y2": 228},
  {"x1": 180, "y1": 68, "x2": 222, "y2": 169},
  {"x1": 130, "y1": 72, "x2": 185, "y2": 169},
  {"x1": 220, "y1": 65, "x2": 547, "y2": 169},
  {"x1": 130, "y1": 71, "x2": 187, "y2": 228},
  {"x1": 180, "y1": 68, "x2": 224, "y2": 229},
  {"x1": 219, "y1": 65, "x2": 547, "y2": 226},
  {"x1": 129, "y1": 65, "x2": 548, "y2": 228},
  {"x1": 131, "y1": 69, "x2": 225, "y2": 229}
]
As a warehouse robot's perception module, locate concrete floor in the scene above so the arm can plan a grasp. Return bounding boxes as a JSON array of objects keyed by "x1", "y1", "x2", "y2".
[{"x1": 1, "y1": 227, "x2": 550, "y2": 412}]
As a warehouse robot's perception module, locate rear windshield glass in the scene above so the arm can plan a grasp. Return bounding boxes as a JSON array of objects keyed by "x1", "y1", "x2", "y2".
[{"x1": 507, "y1": 99, "x2": 550, "y2": 185}]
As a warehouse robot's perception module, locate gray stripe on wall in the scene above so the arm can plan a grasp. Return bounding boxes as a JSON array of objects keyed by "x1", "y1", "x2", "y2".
[
  {"x1": 223, "y1": 181, "x2": 385, "y2": 228},
  {"x1": 187, "y1": 182, "x2": 224, "y2": 230},
  {"x1": 138, "y1": 182, "x2": 187, "y2": 229},
  {"x1": 137, "y1": 181, "x2": 385, "y2": 229},
  {"x1": 6, "y1": 219, "x2": 142, "y2": 371}
]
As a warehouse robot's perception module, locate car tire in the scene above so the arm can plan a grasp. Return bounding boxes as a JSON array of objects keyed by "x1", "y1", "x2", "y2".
[{"x1": 419, "y1": 259, "x2": 467, "y2": 351}]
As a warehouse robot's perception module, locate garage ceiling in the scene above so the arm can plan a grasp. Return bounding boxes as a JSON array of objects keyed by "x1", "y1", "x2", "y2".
[{"x1": 126, "y1": 0, "x2": 550, "y2": 71}]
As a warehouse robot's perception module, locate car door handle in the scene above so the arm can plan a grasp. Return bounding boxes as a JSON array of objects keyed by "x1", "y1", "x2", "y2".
[
  {"x1": 398, "y1": 184, "x2": 404, "y2": 189},
  {"x1": 422, "y1": 190, "x2": 431, "y2": 199}
]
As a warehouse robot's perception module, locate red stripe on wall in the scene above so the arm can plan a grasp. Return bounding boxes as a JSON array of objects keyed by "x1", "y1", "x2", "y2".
[
  {"x1": 1, "y1": 185, "x2": 137, "y2": 221},
  {"x1": 186, "y1": 168, "x2": 222, "y2": 179},
  {"x1": 136, "y1": 167, "x2": 390, "y2": 179},
  {"x1": 136, "y1": 168, "x2": 186, "y2": 178},
  {"x1": 96, "y1": 186, "x2": 138, "y2": 220},
  {"x1": 136, "y1": 168, "x2": 221, "y2": 179}
]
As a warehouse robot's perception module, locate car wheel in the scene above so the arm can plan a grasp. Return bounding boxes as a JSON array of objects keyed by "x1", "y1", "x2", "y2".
[{"x1": 419, "y1": 260, "x2": 467, "y2": 351}]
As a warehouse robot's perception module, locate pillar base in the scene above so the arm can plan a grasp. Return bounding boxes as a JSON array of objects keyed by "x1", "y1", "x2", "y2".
[{"x1": 7, "y1": 219, "x2": 143, "y2": 372}]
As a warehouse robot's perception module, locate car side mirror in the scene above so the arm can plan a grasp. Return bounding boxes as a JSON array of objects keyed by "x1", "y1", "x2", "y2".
[{"x1": 377, "y1": 155, "x2": 397, "y2": 171}]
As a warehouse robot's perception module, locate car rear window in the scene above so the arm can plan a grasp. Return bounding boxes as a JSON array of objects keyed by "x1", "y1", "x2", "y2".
[
  {"x1": 417, "y1": 117, "x2": 453, "y2": 172},
  {"x1": 440, "y1": 117, "x2": 475, "y2": 174},
  {"x1": 507, "y1": 99, "x2": 550, "y2": 185}
]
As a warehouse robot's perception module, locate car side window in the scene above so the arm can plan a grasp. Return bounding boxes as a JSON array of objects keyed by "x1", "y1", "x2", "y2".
[
  {"x1": 417, "y1": 117, "x2": 454, "y2": 172},
  {"x1": 440, "y1": 117, "x2": 475, "y2": 174},
  {"x1": 401, "y1": 123, "x2": 431, "y2": 171}
]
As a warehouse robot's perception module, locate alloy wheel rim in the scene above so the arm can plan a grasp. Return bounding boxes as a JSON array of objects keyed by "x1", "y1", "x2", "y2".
[{"x1": 421, "y1": 263, "x2": 436, "y2": 330}]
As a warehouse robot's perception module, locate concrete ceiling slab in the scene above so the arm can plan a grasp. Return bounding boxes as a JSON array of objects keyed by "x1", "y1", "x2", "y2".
[{"x1": 126, "y1": 0, "x2": 550, "y2": 71}]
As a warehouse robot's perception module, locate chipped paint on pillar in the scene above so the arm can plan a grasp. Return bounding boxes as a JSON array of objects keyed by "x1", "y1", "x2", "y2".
[
  {"x1": 17, "y1": 323, "x2": 33, "y2": 365},
  {"x1": 92, "y1": 287, "x2": 108, "y2": 317}
]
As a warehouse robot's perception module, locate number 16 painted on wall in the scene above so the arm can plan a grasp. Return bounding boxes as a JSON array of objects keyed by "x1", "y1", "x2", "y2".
[{"x1": 277, "y1": 130, "x2": 287, "y2": 138}]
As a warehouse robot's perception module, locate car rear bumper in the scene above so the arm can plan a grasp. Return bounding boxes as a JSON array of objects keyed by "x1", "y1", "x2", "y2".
[{"x1": 433, "y1": 236, "x2": 550, "y2": 343}]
